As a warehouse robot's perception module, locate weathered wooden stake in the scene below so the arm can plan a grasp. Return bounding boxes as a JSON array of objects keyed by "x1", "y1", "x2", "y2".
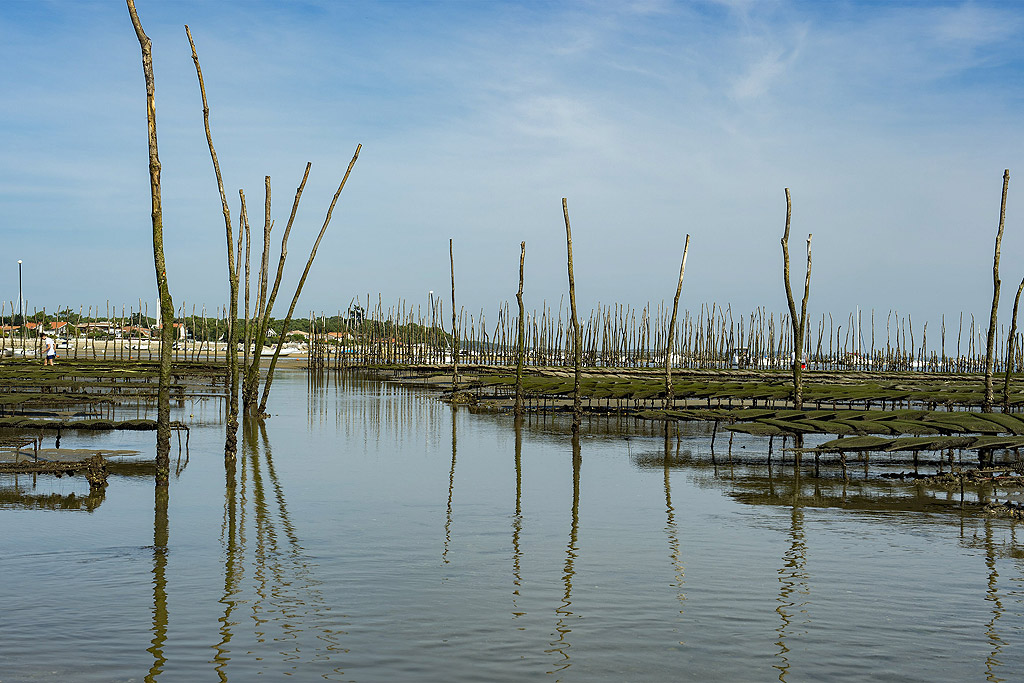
[
  {"x1": 664, "y1": 235, "x2": 690, "y2": 407},
  {"x1": 258, "y1": 145, "x2": 360, "y2": 415},
  {"x1": 1003, "y1": 274, "x2": 1024, "y2": 411},
  {"x1": 781, "y1": 188, "x2": 812, "y2": 409},
  {"x1": 450, "y1": 238, "x2": 459, "y2": 390},
  {"x1": 984, "y1": 169, "x2": 1010, "y2": 412},
  {"x1": 563, "y1": 198, "x2": 582, "y2": 435},
  {"x1": 514, "y1": 241, "x2": 526, "y2": 416},
  {"x1": 127, "y1": 0, "x2": 174, "y2": 487}
]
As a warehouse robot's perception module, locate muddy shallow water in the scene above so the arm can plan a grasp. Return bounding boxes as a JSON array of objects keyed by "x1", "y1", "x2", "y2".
[{"x1": 2, "y1": 370, "x2": 1023, "y2": 681}]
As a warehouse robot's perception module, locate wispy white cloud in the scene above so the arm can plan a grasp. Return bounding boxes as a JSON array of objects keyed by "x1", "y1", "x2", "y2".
[
  {"x1": 731, "y1": 44, "x2": 796, "y2": 100},
  {"x1": 931, "y1": 3, "x2": 1021, "y2": 47},
  {"x1": 1, "y1": 1, "x2": 1023, "y2": 325}
]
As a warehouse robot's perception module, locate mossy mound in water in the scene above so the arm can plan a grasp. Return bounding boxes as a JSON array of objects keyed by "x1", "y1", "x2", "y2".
[
  {"x1": 446, "y1": 391, "x2": 478, "y2": 405},
  {"x1": 0, "y1": 417, "x2": 160, "y2": 430}
]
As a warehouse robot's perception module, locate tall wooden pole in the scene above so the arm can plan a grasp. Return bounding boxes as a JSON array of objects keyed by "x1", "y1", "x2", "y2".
[
  {"x1": 984, "y1": 169, "x2": 1010, "y2": 412},
  {"x1": 664, "y1": 235, "x2": 690, "y2": 407},
  {"x1": 514, "y1": 241, "x2": 526, "y2": 416},
  {"x1": 781, "y1": 188, "x2": 812, "y2": 410},
  {"x1": 258, "y1": 145, "x2": 360, "y2": 415},
  {"x1": 1003, "y1": 274, "x2": 1024, "y2": 411},
  {"x1": 450, "y1": 238, "x2": 459, "y2": 390},
  {"x1": 563, "y1": 199, "x2": 582, "y2": 435},
  {"x1": 243, "y1": 179, "x2": 274, "y2": 410},
  {"x1": 185, "y1": 26, "x2": 240, "y2": 462},
  {"x1": 241, "y1": 190, "x2": 252, "y2": 400},
  {"x1": 127, "y1": 0, "x2": 174, "y2": 487}
]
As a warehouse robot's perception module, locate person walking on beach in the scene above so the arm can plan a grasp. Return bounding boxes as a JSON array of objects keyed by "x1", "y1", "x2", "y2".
[{"x1": 42, "y1": 333, "x2": 56, "y2": 366}]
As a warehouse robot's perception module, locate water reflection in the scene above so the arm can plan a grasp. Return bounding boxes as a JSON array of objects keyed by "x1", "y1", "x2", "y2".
[
  {"x1": 547, "y1": 435, "x2": 581, "y2": 677},
  {"x1": 309, "y1": 371, "x2": 448, "y2": 451},
  {"x1": 147, "y1": 486, "x2": 169, "y2": 682},
  {"x1": 512, "y1": 416, "x2": 524, "y2": 620},
  {"x1": 662, "y1": 426, "x2": 686, "y2": 637},
  {"x1": 774, "y1": 485, "x2": 809, "y2": 682},
  {"x1": 444, "y1": 406, "x2": 457, "y2": 565},
  {"x1": 0, "y1": 481, "x2": 106, "y2": 511},
  {"x1": 208, "y1": 418, "x2": 346, "y2": 678},
  {"x1": 212, "y1": 451, "x2": 241, "y2": 680},
  {"x1": 296, "y1": 373, "x2": 1024, "y2": 680},
  {"x1": 984, "y1": 518, "x2": 1007, "y2": 682},
  {"x1": 173, "y1": 428, "x2": 190, "y2": 478}
]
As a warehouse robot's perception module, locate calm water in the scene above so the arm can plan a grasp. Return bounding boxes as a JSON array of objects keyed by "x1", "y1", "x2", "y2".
[{"x1": 3, "y1": 370, "x2": 1024, "y2": 682}]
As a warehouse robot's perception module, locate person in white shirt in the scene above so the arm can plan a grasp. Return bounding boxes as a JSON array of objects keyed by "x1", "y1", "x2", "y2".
[{"x1": 42, "y1": 333, "x2": 56, "y2": 366}]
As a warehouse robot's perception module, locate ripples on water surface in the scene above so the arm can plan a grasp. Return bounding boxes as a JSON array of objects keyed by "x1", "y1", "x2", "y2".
[{"x1": 3, "y1": 370, "x2": 1024, "y2": 681}]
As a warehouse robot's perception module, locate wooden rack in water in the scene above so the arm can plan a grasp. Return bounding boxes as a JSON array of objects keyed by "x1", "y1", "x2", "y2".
[
  {"x1": 302, "y1": 299, "x2": 1022, "y2": 375},
  {"x1": 4, "y1": 298, "x2": 1018, "y2": 376}
]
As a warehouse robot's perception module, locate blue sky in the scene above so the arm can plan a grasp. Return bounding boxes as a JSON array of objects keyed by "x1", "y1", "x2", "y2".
[{"x1": 2, "y1": 0, "x2": 1023, "y2": 330}]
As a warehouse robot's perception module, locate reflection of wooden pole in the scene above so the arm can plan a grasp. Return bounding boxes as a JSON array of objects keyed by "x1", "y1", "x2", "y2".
[
  {"x1": 127, "y1": 0, "x2": 174, "y2": 486},
  {"x1": 563, "y1": 199, "x2": 582, "y2": 435},
  {"x1": 1003, "y1": 275, "x2": 1024, "y2": 411},
  {"x1": 148, "y1": 484, "x2": 169, "y2": 679},
  {"x1": 443, "y1": 407, "x2": 457, "y2": 565},
  {"x1": 665, "y1": 235, "x2": 690, "y2": 407},
  {"x1": 512, "y1": 416, "x2": 524, "y2": 618},
  {"x1": 514, "y1": 242, "x2": 526, "y2": 416},
  {"x1": 213, "y1": 454, "x2": 239, "y2": 676},
  {"x1": 985, "y1": 170, "x2": 1010, "y2": 412},
  {"x1": 550, "y1": 434, "x2": 581, "y2": 669}
]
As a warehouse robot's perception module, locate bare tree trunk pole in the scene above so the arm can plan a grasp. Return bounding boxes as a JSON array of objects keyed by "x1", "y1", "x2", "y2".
[
  {"x1": 245, "y1": 162, "x2": 311, "y2": 414},
  {"x1": 1003, "y1": 274, "x2": 1024, "y2": 411},
  {"x1": 258, "y1": 145, "x2": 361, "y2": 415},
  {"x1": 664, "y1": 235, "x2": 690, "y2": 408},
  {"x1": 563, "y1": 198, "x2": 582, "y2": 435},
  {"x1": 255, "y1": 164, "x2": 310, "y2": 347},
  {"x1": 984, "y1": 169, "x2": 1010, "y2": 412},
  {"x1": 514, "y1": 241, "x2": 526, "y2": 416},
  {"x1": 243, "y1": 179, "x2": 274, "y2": 411},
  {"x1": 241, "y1": 190, "x2": 252, "y2": 399},
  {"x1": 781, "y1": 188, "x2": 812, "y2": 409},
  {"x1": 450, "y1": 238, "x2": 459, "y2": 390},
  {"x1": 185, "y1": 26, "x2": 240, "y2": 462},
  {"x1": 127, "y1": 0, "x2": 174, "y2": 487}
]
